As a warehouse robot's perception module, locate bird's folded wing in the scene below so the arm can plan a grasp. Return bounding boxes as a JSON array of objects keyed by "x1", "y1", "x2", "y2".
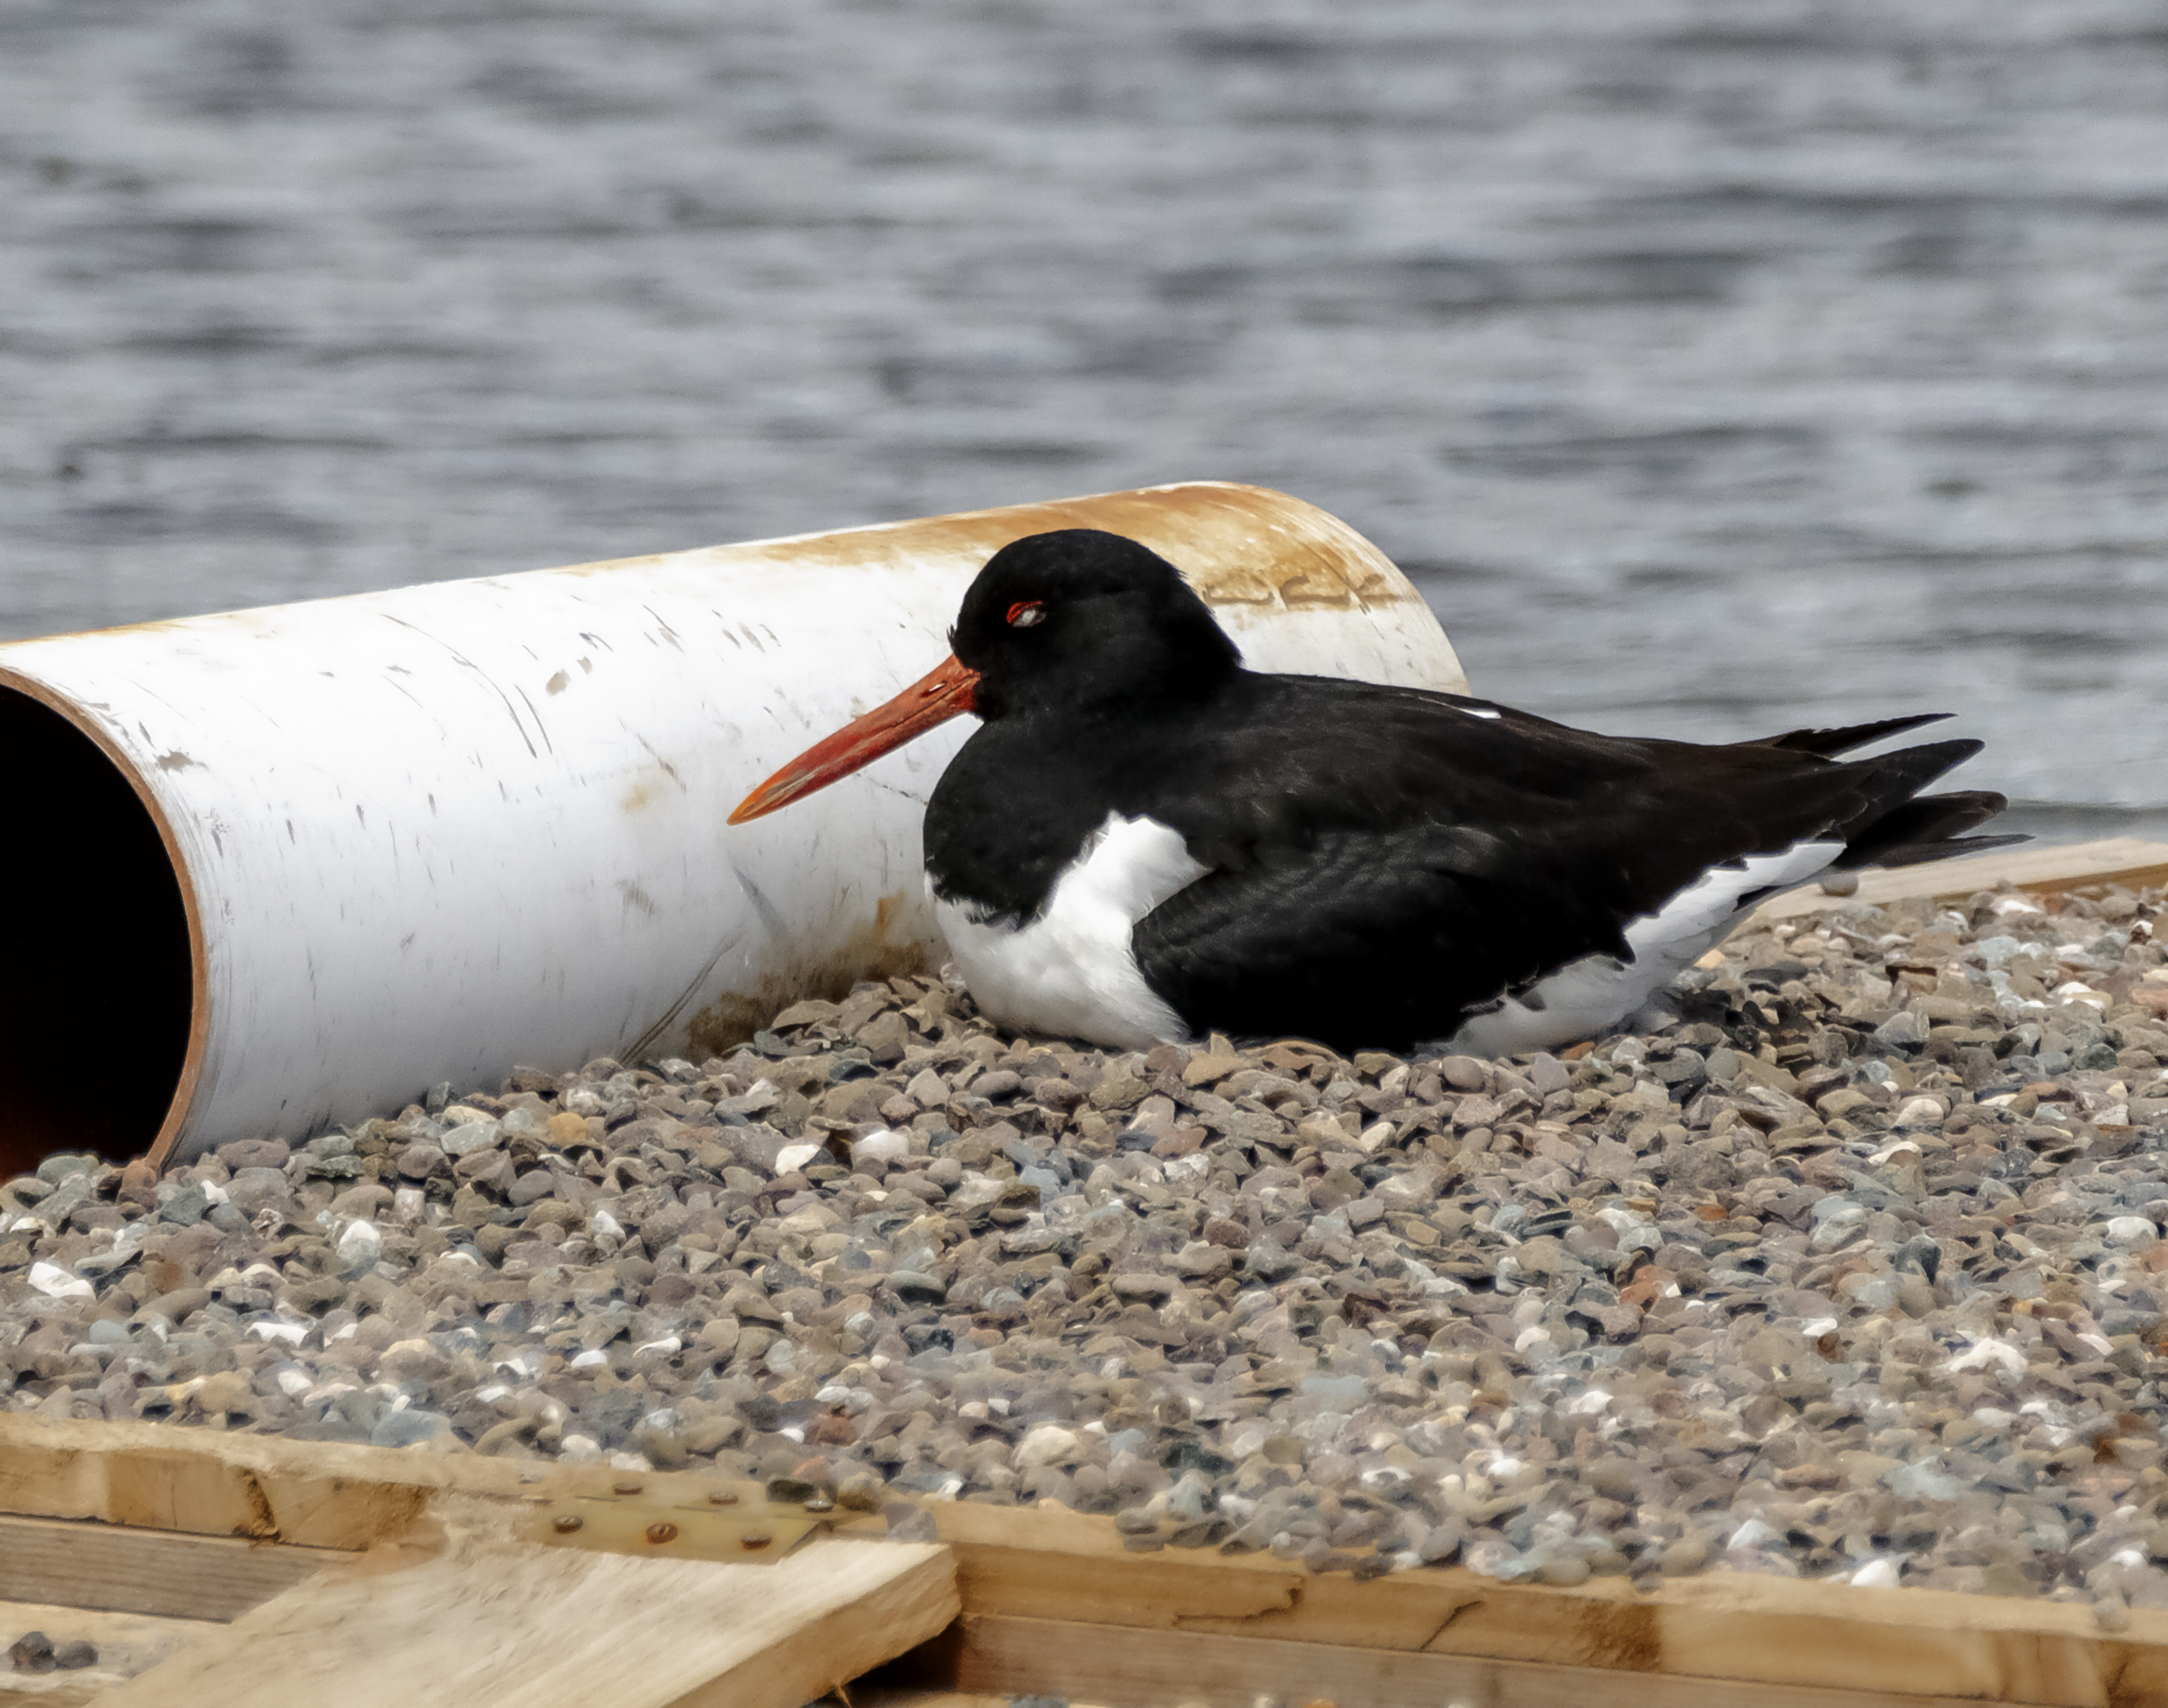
[{"x1": 1130, "y1": 822, "x2": 1599, "y2": 1049}]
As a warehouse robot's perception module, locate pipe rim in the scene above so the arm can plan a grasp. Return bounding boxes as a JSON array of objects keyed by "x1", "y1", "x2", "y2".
[{"x1": 0, "y1": 664, "x2": 209, "y2": 1171}]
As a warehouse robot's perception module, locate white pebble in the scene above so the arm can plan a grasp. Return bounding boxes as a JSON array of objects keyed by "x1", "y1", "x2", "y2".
[
  {"x1": 1850, "y1": 1557, "x2": 1903, "y2": 1589},
  {"x1": 334, "y1": 1220, "x2": 382, "y2": 1271},
  {"x1": 26, "y1": 1261, "x2": 92, "y2": 1301},
  {"x1": 851, "y1": 1128, "x2": 910, "y2": 1166},
  {"x1": 1016, "y1": 1423, "x2": 1082, "y2": 1468},
  {"x1": 2106, "y1": 1215, "x2": 2157, "y2": 1250},
  {"x1": 774, "y1": 1142, "x2": 826, "y2": 1174},
  {"x1": 1942, "y1": 1338, "x2": 2025, "y2": 1377}
]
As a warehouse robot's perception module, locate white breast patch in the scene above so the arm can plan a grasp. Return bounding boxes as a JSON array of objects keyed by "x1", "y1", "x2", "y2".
[
  {"x1": 1445, "y1": 839, "x2": 1844, "y2": 1057},
  {"x1": 934, "y1": 812, "x2": 1208, "y2": 1049}
]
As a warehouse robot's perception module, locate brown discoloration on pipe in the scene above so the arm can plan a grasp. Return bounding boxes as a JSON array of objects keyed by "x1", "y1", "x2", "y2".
[
  {"x1": 553, "y1": 482, "x2": 1413, "y2": 614},
  {"x1": 684, "y1": 891, "x2": 930, "y2": 1059}
]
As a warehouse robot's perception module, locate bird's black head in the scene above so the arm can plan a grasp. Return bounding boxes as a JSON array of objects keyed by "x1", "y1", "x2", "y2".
[{"x1": 951, "y1": 529, "x2": 1242, "y2": 720}]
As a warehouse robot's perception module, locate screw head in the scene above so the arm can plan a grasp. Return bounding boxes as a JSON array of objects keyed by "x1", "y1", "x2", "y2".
[
  {"x1": 645, "y1": 1521, "x2": 680, "y2": 1545},
  {"x1": 552, "y1": 1514, "x2": 583, "y2": 1534}
]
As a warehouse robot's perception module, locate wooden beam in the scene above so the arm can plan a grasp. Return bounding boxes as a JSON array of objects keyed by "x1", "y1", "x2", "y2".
[
  {"x1": 93, "y1": 1539, "x2": 958, "y2": 1708},
  {"x1": 0, "y1": 1515, "x2": 338, "y2": 1622},
  {"x1": 933, "y1": 1612, "x2": 2081, "y2": 1708},
  {"x1": 1752, "y1": 836, "x2": 2168, "y2": 922},
  {"x1": 0, "y1": 1413, "x2": 806, "y2": 1555},
  {"x1": 0, "y1": 1414, "x2": 436, "y2": 1552},
  {"x1": 826, "y1": 1500, "x2": 2168, "y2": 1708}
]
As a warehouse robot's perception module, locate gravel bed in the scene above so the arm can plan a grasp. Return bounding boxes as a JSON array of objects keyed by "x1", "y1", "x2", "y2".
[{"x1": 8, "y1": 882, "x2": 2168, "y2": 1622}]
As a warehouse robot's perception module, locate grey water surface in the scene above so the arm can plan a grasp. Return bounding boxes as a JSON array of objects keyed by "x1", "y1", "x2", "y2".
[{"x1": 3, "y1": 0, "x2": 2167, "y2": 843}]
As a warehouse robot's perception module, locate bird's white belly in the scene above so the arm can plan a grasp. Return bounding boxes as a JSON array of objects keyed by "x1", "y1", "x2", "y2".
[
  {"x1": 934, "y1": 812, "x2": 1207, "y2": 1049},
  {"x1": 1446, "y1": 839, "x2": 1843, "y2": 1057}
]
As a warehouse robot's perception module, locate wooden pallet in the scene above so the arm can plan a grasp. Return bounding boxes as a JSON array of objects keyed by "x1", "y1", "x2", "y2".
[{"x1": 1, "y1": 1413, "x2": 2164, "y2": 1708}]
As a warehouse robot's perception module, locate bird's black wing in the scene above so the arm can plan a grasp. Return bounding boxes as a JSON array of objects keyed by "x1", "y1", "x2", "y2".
[
  {"x1": 1120, "y1": 674, "x2": 2004, "y2": 1048},
  {"x1": 1130, "y1": 819, "x2": 1596, "y2": 1049}
]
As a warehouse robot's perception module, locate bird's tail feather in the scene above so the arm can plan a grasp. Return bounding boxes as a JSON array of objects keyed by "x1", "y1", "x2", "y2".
[{"x1": 1754, "y1": 712, "x2": 1952, "y2": 757}]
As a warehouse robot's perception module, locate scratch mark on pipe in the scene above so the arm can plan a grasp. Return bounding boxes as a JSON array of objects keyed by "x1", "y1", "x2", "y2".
[
  {"x1": 622, "y1": 923, "x2": 749, "y2": 1066},
  {"x1": 378, "y1": 676, "x2": 442, "y2": 733},
  {"x1": 382, "y1": 614, "x2": 539, "y2": 759},
  {"x1": 630, "y1": 733, "x2": 685, "y2": 789},
  {"x1": 514, "y1": 685, "x2": 555, "y2": 754},
  {"x1": 155, "y1": 750, "x2": 197, "y2": 771},
  {"x1": 643, "y1": 606, "x2": 683, "y2": 651}
]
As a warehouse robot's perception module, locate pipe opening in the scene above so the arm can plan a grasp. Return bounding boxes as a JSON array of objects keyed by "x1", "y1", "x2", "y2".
[{"x1": 0, "y1": 689, "x2": 194, "y2": 1177}]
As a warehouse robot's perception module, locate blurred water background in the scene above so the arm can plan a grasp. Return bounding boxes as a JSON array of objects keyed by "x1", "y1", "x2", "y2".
[{"x1": 3, "y1": 0, "x2": 2166, "y2": 844}]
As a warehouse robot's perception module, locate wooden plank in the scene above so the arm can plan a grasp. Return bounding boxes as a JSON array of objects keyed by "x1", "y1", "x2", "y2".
[
  {"x1": 0, "y1": 1597, "x2": 219, "y2": 1708},
  {"x1": 0, "y1": 1413, "x2": 805, "y2": 1554},
  {"x1": 0, "y1": 1414, "x2": 434, "y2": 1552},
  {"x1": 0, "y1": 1515, "x2": 338, "y2": 1622},
  {"x1": 1753, "y1": 836, "x2": 2168, "y2": 921},
  {"x1": 937, "y1": 1612, "x2": 2079, "y2": 1708},
  {"x1": 833, "y1": 1502, "x2": 2168, "y2": 1708},
  {"x1": 94, "y1": 1539, "x2": 957, "y2": 1708}
]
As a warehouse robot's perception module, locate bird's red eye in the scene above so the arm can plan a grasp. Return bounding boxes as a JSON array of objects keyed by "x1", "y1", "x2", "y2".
[{"x1": 1006, "y1": 600, "x2": 1045, "y2": 628}]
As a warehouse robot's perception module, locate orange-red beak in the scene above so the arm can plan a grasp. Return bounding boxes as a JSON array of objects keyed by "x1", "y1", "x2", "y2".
[{"x1": 728, "y1": 653, "x2": 981, "y2": 824}]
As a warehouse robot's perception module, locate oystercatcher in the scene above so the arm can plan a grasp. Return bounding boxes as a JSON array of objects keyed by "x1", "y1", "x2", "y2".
[{"x1": 730, "y1": 529, "x2": 2017, "y2": 1054}]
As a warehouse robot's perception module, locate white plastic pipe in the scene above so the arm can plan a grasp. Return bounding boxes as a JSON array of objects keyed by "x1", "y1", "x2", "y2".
[{"x1": 0, "y1": 483, "x2": 1464, "y2": 1171}]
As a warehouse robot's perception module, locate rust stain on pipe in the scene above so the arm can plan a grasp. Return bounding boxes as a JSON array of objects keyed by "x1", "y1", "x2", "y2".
[{"x1": 556, "y1": 482, "x2": 1412, "y2": 614}]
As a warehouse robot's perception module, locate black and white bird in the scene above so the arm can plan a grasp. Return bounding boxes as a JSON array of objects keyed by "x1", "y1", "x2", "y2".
[{"x1": 730, "y1": 529, "x2": 2018, "y2": 1055}]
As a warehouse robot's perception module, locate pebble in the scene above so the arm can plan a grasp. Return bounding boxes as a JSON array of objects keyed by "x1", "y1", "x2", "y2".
[{"x1": 4, "y1": 884, "x2": 2168, "y2": 1609}]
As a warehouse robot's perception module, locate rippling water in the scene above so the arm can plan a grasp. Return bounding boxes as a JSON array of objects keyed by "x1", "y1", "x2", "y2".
[{"x1": 4, "y1": 1, "x2": 2166, "y2": 841}]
